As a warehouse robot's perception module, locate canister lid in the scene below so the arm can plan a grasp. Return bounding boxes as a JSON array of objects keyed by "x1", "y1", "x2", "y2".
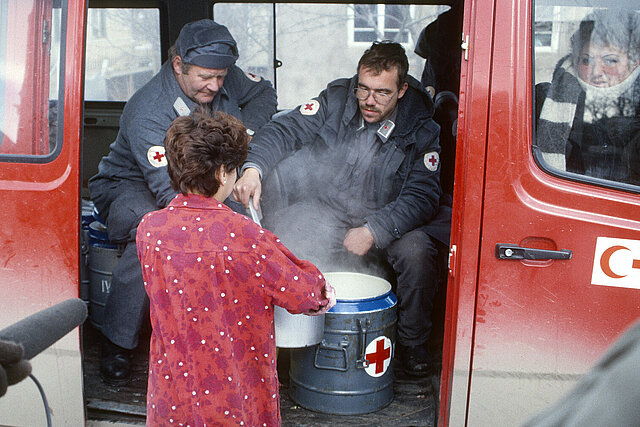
[
  {"x1": 88, "y1": 221, "x2": 110, "y2": 242},
  {"x1": 323, "y1": 272, "x2": 391, "y2": 301}
]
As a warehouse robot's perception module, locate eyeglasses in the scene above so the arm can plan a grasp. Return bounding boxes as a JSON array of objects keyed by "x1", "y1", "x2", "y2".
[{"x1": 353, "y1": 87, "x2": 394, "y2": 105}]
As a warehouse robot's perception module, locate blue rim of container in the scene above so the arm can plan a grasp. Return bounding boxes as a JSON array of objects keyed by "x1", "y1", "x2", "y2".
[{"x1": 329, "y1": 290, "x2": 397, "y2": 314}]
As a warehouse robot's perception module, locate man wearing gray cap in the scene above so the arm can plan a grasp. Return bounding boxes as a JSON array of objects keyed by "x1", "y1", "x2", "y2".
[{"x1": 88, "y1": 19, "x2": 277, "y2": 385}]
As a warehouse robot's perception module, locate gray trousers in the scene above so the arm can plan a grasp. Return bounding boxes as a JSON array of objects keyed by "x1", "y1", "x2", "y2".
[
  {"x1": 269, "y1": 202, "x2": 442, "y2": 347},
  {"x1": 98, "y1": 182, "x2": 157, "y2": 349},
  {"x1": 94, "y1": 182, "x2": 247, "y2": 349}
]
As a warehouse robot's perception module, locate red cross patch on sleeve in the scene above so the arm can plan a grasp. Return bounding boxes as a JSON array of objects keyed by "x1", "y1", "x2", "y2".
[
  {"x1": 424, "y1": 152, "x2": 440, "y2": 171},
  {"x1": 147, "y1": 146, "x2": 167, "y2": 168},
  {"x1": 299, "y1": 99, "x2": 320, "y2": 116},
  {"x1": 245, "y1": 72, "x2": 262, "y2": 82}
]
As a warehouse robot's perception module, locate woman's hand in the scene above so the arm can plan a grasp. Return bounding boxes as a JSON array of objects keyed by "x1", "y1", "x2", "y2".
[{"x1": 305, "y1": 282, "x2": 336, "y2": 316}]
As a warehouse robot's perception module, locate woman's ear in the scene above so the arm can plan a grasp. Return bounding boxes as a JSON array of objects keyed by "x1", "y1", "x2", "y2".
[{"x1": 215, "y1": 165, "x2": 227, "y2": 185}]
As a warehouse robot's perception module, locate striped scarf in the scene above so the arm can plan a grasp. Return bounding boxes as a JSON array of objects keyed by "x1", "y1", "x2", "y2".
[{"x1": 536, "y1": 56, "x2": 640, "y2": 170}]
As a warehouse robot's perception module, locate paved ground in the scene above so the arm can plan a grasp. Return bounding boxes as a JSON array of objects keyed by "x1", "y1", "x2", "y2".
[{"x1": 83, "y1": 324, "x2": 440, "y2": 426}]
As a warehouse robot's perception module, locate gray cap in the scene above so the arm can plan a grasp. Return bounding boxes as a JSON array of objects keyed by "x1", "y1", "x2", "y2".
[{"x1": 175, "y1": 19, "x2": 239, "y2": 69}]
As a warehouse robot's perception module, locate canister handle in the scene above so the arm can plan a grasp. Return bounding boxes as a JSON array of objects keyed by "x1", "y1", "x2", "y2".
[
  {"x1": 356, "y1": 318, "x2": 371, "y2": 369},
  {"x1": 314, "y1": 339, "x2": 349, "y2": 372}
]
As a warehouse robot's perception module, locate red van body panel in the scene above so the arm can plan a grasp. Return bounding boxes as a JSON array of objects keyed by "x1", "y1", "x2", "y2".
[
  {"x1": 1, "y1": 0, "x2": 639, "y2": 425},
  {"x1": 441, "y1": 0, "x2": 640, "y2": 424},
  {"x1": 0, "y1": 1, "x2": 86, "y2": 424}
]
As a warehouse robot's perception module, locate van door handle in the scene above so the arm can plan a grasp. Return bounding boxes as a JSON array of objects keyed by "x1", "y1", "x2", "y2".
[{"x1": 495, "y1": 244, "x2": 572, "y2": 260}]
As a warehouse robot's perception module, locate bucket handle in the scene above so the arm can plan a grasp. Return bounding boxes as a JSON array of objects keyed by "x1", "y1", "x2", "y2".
[
  {"x1": 356, "y1": 318, "x2": 371, "y2": 369},
  {"x1": 313, "y1": 339, "x2": 349, "y2": 372}
]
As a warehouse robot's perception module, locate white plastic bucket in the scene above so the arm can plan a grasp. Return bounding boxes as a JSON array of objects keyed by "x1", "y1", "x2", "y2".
[{"x1": 274, "y1": 306, "x2": 325, "y2": 348}]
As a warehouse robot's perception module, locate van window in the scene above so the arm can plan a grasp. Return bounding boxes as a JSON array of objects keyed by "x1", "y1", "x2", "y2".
[
  {"x1": 533, "y1": 3, "x2": 640, "y2": 192},
  {"x1": 84, "y1": 8, "x2": 161, "y2": 101},
  {"x1": 0, "y1": 0, "x2": 63, "y2": 160},
  {"x1": 213, "y1": 3, "x2": 449, "y2": 110}
]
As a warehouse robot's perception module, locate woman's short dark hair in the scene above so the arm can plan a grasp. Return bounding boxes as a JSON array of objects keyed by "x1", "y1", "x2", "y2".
[
  {"x1": 165, "y1": 108, "x2": 249, "y2": 197},
  {"x1": 571, "y1": 9, "x2": 640, "y2": 66},
  {"x1": 357, "y1": 41, "x2": 409, "y2": 88}
]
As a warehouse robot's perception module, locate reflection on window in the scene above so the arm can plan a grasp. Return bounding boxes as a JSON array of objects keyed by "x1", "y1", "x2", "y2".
[
  {"x1": 353, "y1": 4, "x2": 411, "y2": 44},
  {"x1": 534, "y1": 6, "x2": 640, "y2": 190},
  {"x1": 0, "y1": 0, "x2": 62, "y2": 159},
  {"x1": 211, "y1": 3, "x2": 274, "y2": 84},
  {"x1": 534, "y1": 21, "x2": 553, "y2": 48},
  {"x1": 84, "y1": 8, "x2": 161, "y2": 101},
  {"x1": 214, "y1": 3, "x2": 444, "y2": 110}
]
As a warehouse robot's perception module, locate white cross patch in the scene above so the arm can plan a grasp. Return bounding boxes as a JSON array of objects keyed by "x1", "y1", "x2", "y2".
[
  {"x1": 300, "y1": 99, "x2": 320, "y2": 116},
  {"x1": 147, "y1": 146, "x2": 167, "y2": 168}
]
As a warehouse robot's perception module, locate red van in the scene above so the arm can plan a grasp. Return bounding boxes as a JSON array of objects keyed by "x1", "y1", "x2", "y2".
[{"x1": 0, "y1": 0, "x2": 638, "y2": 425}]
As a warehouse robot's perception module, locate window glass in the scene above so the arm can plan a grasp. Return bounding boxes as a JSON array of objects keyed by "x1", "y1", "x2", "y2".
[
  {"x1": 534, "y1": 3, "x2": 640, "y2": 190},
  {"x1": 0, "y1": 0, "x2": 62, "y2": 158},
  {"x1": 84, "y1": 8, "x2": 161, "y2": 101},
  {"x1": 353, "y1": 4, "x2": 377, "y2": 42},
  {"x1": 213, "y1": 3, "x2": 448, "y2": 110}
]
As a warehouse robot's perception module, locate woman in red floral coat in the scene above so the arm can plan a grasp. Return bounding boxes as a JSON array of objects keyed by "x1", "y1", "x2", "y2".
[{"x1": 136, "y1": 109, "x2": 335, "y2": 426}]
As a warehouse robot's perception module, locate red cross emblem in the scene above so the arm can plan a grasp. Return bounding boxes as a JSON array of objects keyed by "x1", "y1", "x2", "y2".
[
  {"x1": 245, "y1": 72, "x2": 261, "y2": 82},
  {"x1": 424, "y1": 151, "x2": 439, "y2": 171},
  {"x1": 300, "y1": 99, "x2": 319, "y2": 116},
  {"x1": 364, "y1": 336, "x2": 392, "y2": 377},
  {"x1": 147, "y1": 146, "x2": 167, "y2": 168}
]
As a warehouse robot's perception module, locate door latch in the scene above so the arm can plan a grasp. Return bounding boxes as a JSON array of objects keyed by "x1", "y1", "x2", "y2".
[{"x1": 495, "y1": 244, "x2": 572, "y2": 260}]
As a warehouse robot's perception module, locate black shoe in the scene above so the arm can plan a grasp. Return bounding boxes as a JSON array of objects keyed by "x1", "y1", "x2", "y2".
[
  {"x1": 398, "y1": 343, "x2": 430, "y2": 377},
  {"x1": 100, "y1": 338, "x2": 132, "y2": 386}
]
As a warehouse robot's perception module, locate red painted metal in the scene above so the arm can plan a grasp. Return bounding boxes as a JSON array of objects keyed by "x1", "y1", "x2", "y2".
[
  {"x1": 440, "y1": 0, "x2": 640, "y2": 424},
  {"x1": 0, "y1": 0, "x2": 85, "y2": 332},
  {"x1": 2, "y1": 0, "x2": 640, "y2": 424},
  {"x1": 438, "y1": 0, "x2": 496, "y2": 424}
]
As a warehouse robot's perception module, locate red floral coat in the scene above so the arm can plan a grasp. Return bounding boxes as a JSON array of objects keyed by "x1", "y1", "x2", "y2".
[{"x1": 136, "y1": 194, "x2": 328, "y2": 426}]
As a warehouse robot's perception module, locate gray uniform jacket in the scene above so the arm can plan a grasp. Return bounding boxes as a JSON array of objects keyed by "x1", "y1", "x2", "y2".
[
  {"x1": 89, "y1": 61, "x2": 277, "y2": 215},
  {"x1": 246, "y1": 75, "x2": 441, "y2": 249}
]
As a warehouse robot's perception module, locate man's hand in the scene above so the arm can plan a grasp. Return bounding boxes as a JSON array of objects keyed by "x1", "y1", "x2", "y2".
[
  {"x1": 232, "y1": 168, "x2": 262, "y2": 210},
  {"x1": 305, "y1": 282, "x2": 337, "y2": 316},
  {"x1": 343, "y1": 227, "x2": 375, "y2": 256}
]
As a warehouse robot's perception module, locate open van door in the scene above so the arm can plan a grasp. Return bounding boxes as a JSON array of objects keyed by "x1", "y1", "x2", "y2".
[
  {"x1": 0, "y1": 0, "x2": 86, "y2": 424},
  {"x1": 443, "y1": 0, "x2": 640, "y2": 424}
]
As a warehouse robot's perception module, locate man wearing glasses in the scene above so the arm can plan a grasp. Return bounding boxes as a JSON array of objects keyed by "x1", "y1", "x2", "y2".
[{"x1": 234, "y1": 41, "x2": 447, "y2": 377}]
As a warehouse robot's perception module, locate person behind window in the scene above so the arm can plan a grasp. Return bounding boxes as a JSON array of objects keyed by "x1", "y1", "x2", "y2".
[
  {"x1": 87, "y1": 19, "x2": 277, "y2": 386},
  {"x1": 536, "y1": 9, "x2": 640, "y2": 186},
  {"x1": 137, "y1": 109, "x2": 335, "y2": 426}
]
